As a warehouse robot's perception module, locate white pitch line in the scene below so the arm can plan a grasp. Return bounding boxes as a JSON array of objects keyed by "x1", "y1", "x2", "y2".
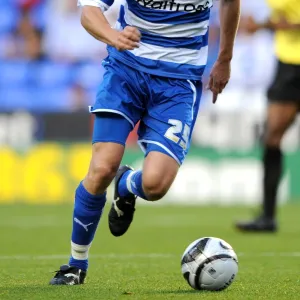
[
  {"x1": 0, "y1": 253, "x2": 175, "y2": 260},
  {"x1": 1, "y1": 252, "x2": 300, "y2": 260},
  {"x1": 239, "y1": 252, "x2": 300, "y2": 257}
]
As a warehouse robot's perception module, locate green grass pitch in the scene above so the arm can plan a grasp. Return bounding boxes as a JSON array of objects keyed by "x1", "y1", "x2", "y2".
[{"x1": 1, "y1": 203, "x2": 300, "y2": 300}]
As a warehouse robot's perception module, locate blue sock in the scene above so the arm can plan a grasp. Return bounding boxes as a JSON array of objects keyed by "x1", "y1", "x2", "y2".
[
  {"x1": 69, "y1": 182, "x2": 106, "y2": 271},
  {"x1": 118, "y1": 170, "x2": 148, "y2": 200}
]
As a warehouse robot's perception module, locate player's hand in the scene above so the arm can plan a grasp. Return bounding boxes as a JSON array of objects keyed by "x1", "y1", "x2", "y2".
[
  {"x1": 243, "y1": 16, "x2": 260, "y2": 34},
  {"x1": 207, "y1": 59, "x2": 231, "y2": 104},
  {"x1": 114, "y1": 26, "x2": 141, "y2": 51}
]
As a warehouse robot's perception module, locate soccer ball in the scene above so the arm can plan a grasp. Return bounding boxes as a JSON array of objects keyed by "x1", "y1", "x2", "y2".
[{"x1": 181, "y1": 237, "x2": 238, "y2": 291}]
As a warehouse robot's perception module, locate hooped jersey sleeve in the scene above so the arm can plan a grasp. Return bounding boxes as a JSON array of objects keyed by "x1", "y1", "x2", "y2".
[{"x1": 78, "y1": 0, "x2": 114, "y2": 12}]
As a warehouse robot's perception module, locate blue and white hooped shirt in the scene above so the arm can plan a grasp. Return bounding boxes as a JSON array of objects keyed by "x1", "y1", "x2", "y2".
[{"x1": 78, "y1": 0, "x2": 213, "y2": 80}]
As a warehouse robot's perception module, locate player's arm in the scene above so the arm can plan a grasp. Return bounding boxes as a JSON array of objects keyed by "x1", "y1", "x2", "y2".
[
  {"x1": 271, "y1": 21, "x2": 300, "y2": 30},
  {"x1": 79, "y1": 1, "x2": 140, "y2": 51},
  {"x1": 208, "y1": 0, "x2": 240, "y2": 104},
  {"x1": 260, "y1": 0, "x2": 300, "y2": 31}
]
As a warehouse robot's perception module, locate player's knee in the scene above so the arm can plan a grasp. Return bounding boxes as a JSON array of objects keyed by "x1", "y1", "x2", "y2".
[
  {"x1": 144, "y1": 186, "x2": 168, "y2": 201},
  {"x1": 265, "y1": 127, "x2": 284, "y2": 147},
  {"x1": 87, "y1": 163, "x2": 118, "y2": 186},
  {"x1": 143, "y1": 179, "x2": 169, "y2": 201}
]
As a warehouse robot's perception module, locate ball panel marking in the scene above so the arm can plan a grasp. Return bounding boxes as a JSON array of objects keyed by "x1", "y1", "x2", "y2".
[{"x1": 181, "y1": 237, "x2": 209, "y2": 265}]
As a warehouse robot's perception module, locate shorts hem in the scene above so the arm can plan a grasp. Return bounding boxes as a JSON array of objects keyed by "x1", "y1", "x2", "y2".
[
  {"x1": 267, "y1": 96, "x2": 300, "y2": 103},
  {"x1": 89, "y1": 107, "x2": 135, "y2": 128},
  {"x1": 267, "y1": 60, "x2": 300, "y2": 102},
  {"x1": 138, "y1": 139, "x2": 181, "y2": 166}
]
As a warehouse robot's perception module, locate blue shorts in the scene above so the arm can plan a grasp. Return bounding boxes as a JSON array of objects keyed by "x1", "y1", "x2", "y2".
[{"x1": 90, "y1": 57, "x2": 203, "y2": 165}]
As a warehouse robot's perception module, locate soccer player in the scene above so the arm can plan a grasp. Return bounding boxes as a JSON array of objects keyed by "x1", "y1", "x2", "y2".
[
  {"x1": 50, "y1": 0, "x2": 240, "y2": 285},
  {"x1": 236, "y1": 0, "x2": 300, "y2": 232}
]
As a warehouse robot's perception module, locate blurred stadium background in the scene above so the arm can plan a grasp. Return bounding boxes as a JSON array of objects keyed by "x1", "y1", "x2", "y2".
[{"x1": 0, "y1": 0, "x2": 299, "y2": 206}]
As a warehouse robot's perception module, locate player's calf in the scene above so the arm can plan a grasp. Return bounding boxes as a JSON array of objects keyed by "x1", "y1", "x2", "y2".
[{"x1": 50, "y1": 142, "x2": 125, "y2": 284}]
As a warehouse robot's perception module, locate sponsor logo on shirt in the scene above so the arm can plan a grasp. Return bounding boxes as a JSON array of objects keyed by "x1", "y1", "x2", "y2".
[{"x1": 134, "y1": 0, "x2": 212, "y2": 13}]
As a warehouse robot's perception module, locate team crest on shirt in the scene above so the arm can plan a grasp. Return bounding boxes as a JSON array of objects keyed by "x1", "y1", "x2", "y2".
[{"x1": 133, "y1": 0, "x2": 213, "y2": 13}]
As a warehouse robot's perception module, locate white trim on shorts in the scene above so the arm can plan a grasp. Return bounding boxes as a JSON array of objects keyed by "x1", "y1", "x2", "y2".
[
  {"x1": 138, "y1": 139, "x2": 181, "y2": 165},
  {"x1": 187, "y1": 80, "x2": 197, "y2": 121},
  {"x1": 89, "y1": 107, "x2": 135, "y2": 128}
]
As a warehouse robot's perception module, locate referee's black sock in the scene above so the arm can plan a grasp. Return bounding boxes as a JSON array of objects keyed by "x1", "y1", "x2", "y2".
[{"x1": 262, "y1": 146, "x2": 283, "y2": 220}]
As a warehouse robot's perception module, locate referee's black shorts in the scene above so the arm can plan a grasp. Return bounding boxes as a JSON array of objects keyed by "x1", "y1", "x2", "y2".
[{"x1": 267, "y1": 60, "x2": 300, "y2": 103}]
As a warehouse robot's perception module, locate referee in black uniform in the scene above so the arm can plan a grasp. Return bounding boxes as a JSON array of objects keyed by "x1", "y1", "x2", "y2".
[{"x1": 235, "y1": 1, "x2": 300, "y2": 232}]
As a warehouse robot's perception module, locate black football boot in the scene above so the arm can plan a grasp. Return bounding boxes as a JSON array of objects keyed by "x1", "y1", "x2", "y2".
[{"x1": 108, "y1": 165, "x2": 137, "y2": 237}]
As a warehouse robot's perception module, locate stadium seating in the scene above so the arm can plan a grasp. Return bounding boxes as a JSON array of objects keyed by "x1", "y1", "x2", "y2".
[
  {"x1": 0, "y1": 1, "x2": 215, "y2": 112},
  {"x1": 0, "y1": 5, "x2": 19, "y2": 33}
]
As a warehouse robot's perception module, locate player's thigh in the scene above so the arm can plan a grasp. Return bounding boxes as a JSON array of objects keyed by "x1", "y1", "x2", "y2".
[
  {"x1": 142, "y1": 151, "x2": 179, "y2": 200},
  {"x1": 84, "y1": 113, "x2": 132, "y2": 194},
  {"x1": 138, "y1": 78, "x2": 202, "y2": 200},
  {"x1": 139, "y1": 78, "x2": 202, "y2": 165},
  {"x1": 88, "y1": 141, "x2": 124, "y2": 177}
]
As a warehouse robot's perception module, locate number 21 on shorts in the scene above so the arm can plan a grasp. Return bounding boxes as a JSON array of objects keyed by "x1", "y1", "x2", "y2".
[{"x1": 164, "y1": 119, "x2": 191, "y2": 150}]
